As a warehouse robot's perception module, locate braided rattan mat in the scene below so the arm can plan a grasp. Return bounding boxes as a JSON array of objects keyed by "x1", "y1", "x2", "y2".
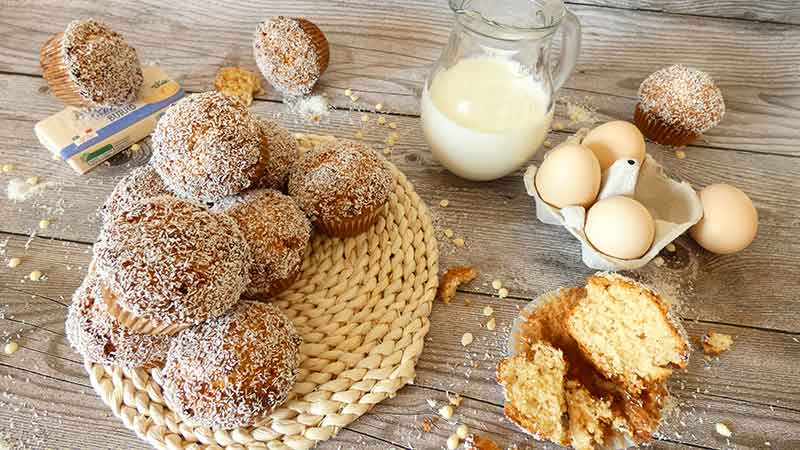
[{"x1": 85, "y1": 134, "x2": 440, "y2": 450}]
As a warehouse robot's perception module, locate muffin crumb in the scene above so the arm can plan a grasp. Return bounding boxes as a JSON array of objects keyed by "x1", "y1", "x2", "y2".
[{"x1": 702, "y1": 331, "x2": 733, "y2": 355}]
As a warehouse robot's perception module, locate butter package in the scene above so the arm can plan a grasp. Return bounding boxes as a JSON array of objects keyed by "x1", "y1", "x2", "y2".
[{"x1": 34, "y1": 65, "x2": 184, "y2": 174}]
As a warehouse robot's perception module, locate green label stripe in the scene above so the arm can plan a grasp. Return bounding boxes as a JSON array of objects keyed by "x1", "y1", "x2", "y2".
[{"x1": 81, "y1": 144, "x2": 113, "y2": 163}]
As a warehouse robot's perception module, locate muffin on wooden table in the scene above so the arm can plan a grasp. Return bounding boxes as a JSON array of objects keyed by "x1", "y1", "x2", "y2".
[
  {"x1": 634, "y1": 64, "x2": 725, "y2": 146},
  {"x1": 254, "y1": 118, "x2": 300, "y2": 191},
  {"x1": 100, "y1": 165, "x2": 172, "y2": 222},
  {"x1": 253, "y1": 16, "x2": 329, "y2": 97},
  {"x1": 213, "y1": 189, "x2": 311, "y2": 296},
  {"x1": 66, "y1": 272, "x2": 171, "y2": 369},
  {"x1": 93, "y1": 196, "x2": 251, "y2": 335},
  {"x1": 40, "y1": 18, "x2": 143, "y2": 107},
  {"x1": 151, "y1": 91, "x2": 269, "y2": 203},
  {"x1": 162, "y1": 301, "x2": 302, "y2": 429},
  {"x1": 289, "y1": 139, "x2": 393, "y2": 237}
]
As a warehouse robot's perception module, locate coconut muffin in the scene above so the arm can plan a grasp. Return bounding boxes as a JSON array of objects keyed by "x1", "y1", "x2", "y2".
[
  {"x1": 93, "y1": 196, "x2": 250, "y2": 335},
  {"x1": 213, "y1": 189, "x2": 311, "y2": 296},
  {"x1": 151, "y1": 91, "x2": 269, "y2": 203},
  {"x1": 66, "y1": 272, "x2": 171, "y2": 369},
  {"x1": 162, "y1": 301, "x2": 302, "y2": 429},
  {"x1": 253, "y1": 17, "x2": 329, "y2": 97},
  {"x1": 288, "y1": 139, "x2": 393, "y2": 237},
  {"x1": 255, "y1": 118, "x2": 300, "y2": 191},
  {"x1": 100, "y1": 165, "x2": 172, "y2": 222},
  {"x1": 40, "y1": 18, "x2": 143, "y2": 107},
  {"x1": 634, "y1": 64, "x2": 725, "y2": 146}
]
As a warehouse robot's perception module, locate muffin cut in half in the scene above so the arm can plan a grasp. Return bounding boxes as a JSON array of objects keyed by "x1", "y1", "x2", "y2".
[
  {"x1": 497, "y1": 342, "x2": 569, "y2": 446},
  {"x1": 566, "y1": 273, "x2": 689, "y2": 395}
]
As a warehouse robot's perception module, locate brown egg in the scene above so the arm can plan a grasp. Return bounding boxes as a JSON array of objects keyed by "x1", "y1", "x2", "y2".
[
  {"x1": 585, "y1": 196, "x2": 655, "y2": 260},
  {"x1": 582, "y1": 121, "x2": 646, "y2": 171},
  {"x1": 690, "y1": 184, "x2": 758, "y2": 254},
  {"x1": 535, "y1": 143, "x2": 601, "y2": 209}
]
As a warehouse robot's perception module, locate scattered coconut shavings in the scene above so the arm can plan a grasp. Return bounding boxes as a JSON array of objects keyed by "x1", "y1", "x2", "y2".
[
  {"x1": 286, "y1": 94, "x2": 331, "y2": 122},
  {"x1": 6, "y1": 178, "x2": 54, "y2": 202}
]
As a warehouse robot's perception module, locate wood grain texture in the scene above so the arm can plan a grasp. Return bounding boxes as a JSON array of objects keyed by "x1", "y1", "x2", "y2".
[
  {"x1": 0, "y1": 2, "x2": 798, "y2": 155},
  {"x1": 2, "y1": 281, "x2": 800, "y2": 449},
  {"x1": 1, "y1": 81, "x2": 799, "y2": 332},
  {"x1": 570, "y1": 0, "x2": 800, "y2": 25}
]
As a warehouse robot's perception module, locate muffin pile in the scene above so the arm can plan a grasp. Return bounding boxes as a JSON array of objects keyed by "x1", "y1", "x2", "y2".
[{"x1": 66, "y1": 90, "x2": 393, "y2": 429}]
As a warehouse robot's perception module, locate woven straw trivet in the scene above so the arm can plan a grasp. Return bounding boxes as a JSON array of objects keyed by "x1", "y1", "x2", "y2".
[{"x1": 84, "y1": 133, "x2": 440, "y2": 450}]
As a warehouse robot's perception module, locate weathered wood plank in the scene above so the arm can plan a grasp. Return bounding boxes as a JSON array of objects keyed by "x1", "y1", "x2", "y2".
[
  {"x1": 0, "y1": 2, "x2": 798, "y2": 155},
  {"x1": 1, "y1": 92, "x2": 799, "y2": 332},
  {"x1": 571, "y1": 0, "x2": 800, "y2": 25},
  {"x1": 3, "y1": 259, "x2": 800, "y2": 449}
]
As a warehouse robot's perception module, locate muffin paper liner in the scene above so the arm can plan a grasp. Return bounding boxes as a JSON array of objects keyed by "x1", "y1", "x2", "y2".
[
  {"x1": 316, "y1": 204, "x2": 384, "y2": 238},
  {"x1": 40, "y1": 33, "x2": 90, "y2": 107},
  {"x1": 634, "y1": 103, "x2": 700, "y2": 147}
]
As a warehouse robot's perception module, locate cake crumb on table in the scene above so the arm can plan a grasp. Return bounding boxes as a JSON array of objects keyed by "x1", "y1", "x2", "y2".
[
  {"x1": 702, "y1": 331, "x2": 733, "y2": 355},
  {"x1": 437, "y1": 266, "x2": 477, "y2": 304},
  {"x1": 452, "y1": 237, "x2": 465, "y2": 248}
]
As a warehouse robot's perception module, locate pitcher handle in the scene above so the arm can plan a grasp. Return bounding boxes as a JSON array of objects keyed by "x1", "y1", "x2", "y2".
[{"x1": 552, "y1": 10, "x2": 581, "y2": 92}]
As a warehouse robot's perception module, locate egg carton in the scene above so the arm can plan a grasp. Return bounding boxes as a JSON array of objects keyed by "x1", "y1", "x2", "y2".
[{"x1": 523, "y1": 154, "x2": 703, "y2": 270}]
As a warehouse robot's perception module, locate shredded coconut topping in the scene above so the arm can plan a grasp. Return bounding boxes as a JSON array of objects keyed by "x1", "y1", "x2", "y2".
[
  {"x1": 151, "y1": 91, "x2": 267, "y2": 203},
  {"x1": 288, "y1": 139, "x2": 393, "y2": 222},
  {"x1": 255, "y1": 118, "x2": 299, "y2": 190},
  {"x1": 638, "y1": 65, "x2": 725, "y2": 133},
  {"x1": 213, "y1": 189, "x2": 310, "y2": 296},
  {"x1": 93, "y1": 196, "x2": 251, "y2": 326},
  {"x1": 66, "y1": 272, "x2": 170, "y2": 369},
  {"x1": 100, "y1": 165, "x2": 172, "y2": 222},
  {"x1": 162, "y1": 301, "x2": 301, "y2": 429},
  {"x1": 61, "y1": 18, "x2": 143, "y2": 106},
  {"x1": 253, "y1": 17, "x2": 323, "y2": 97}
]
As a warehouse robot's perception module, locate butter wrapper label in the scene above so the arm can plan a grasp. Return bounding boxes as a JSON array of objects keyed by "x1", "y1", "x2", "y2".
[{"x1": 34, "y1": 65, "x2": 184, "y2": 174}]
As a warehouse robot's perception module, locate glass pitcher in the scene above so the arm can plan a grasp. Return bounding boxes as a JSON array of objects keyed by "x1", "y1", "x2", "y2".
[{"x1": 420, "y1": 0, "x2": 581, "y2": 181}]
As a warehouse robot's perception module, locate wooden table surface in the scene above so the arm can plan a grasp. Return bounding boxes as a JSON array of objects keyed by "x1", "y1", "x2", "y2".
[{"x1": 1, "y1": 1, "x2": 799, "y2": 449}]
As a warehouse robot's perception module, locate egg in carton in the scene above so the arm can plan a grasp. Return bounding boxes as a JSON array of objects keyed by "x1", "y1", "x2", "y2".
[{"x1": 523, "y1": 150, "x2": 703, "y2": 270}]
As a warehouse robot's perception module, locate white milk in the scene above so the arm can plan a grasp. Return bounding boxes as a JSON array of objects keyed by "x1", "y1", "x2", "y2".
[{"x1": 421, "y1": 57, "x2": 553, "y2": 181}]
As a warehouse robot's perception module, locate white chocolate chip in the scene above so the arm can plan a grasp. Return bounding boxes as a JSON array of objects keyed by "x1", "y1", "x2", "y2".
[
  {"x1": 388, "y1": 122, "x2": 398, "y2": 129},
  {"x1": 4, "y1": 341, "x2": 19, "y2": 355},
  {"x1": 675, "y1": 149, "x2": 687, "y2": 160},
  {"x1": 439, "y1": 404, "x2": 454, "y2": 420},
  {"x1": 344, "y1": 88, "x2": 353, "y2": 97},
  {"x1": 29, "y1": 270, "x2": 43, "y2": 281},
  {"x1": 38, "y1": 219, "x2": 51, "y2": 230},
  {"x1": 355, "y1": 131, "x2": 364, "y2": 140},
  {"x1": 456, "y1": 424, "x2": 469, "y2": 439},
  {"x1": 26, "y1": 176, "x2": 40, "y2": 185},
  {"x1": 498, "y1": 287, "x2": 509, "y2": 298},
  {"x1": 715, "y1": 422, "x2": 732, "y2": 437},
  {"x1": 7, "y1": 257, "x2": 21, "y2": 268},
  {"x1": 350, "y1": 95, "x2": 360, "y2": 102},
  {"x1": 446, "y1": 434, "x2": 460, "y2": 450},
  {"x1": 491, "y1": 279, "x2": 503, "y2": 290},
  {"x1": 666, "y1": 243, "x2": 677, "y2": 253},
  {"x1": 461, "y1": 332, "x2": 473, "y2": 346},
  {"x1": 383, "y1": 148, "x2": 391, "y2": 156},
  {"x1": 447, "y1": 392, "x2": 463, "y2": 406},
  {"x1": 1, "y1": 164, "x2": 14, "y2": 173},
  {"x1": 482, "y1": 306, "x2": 494, "y2": 316},
  {"x1": 653, "y1": 256, "x2": 665, "y2": 267},
  {"x1": 486, "y1": 317, "x2": 497, "y2": 331},
  {"x1": 361, "y1": 114, "x2": 369, "y2": 122},
  {"x1": 377, "y1": 116, "x2": 386, "y2": 125},
  {"x1": 130, "y1": 143, "x2": 141, "y2": 151},
  {"x1": 375, "y1": 103, "x2": 383, "y2": 111},
  {"x1": 452, "y1": 238, "x2": 465, "y2": 248},
  {"x1": 439, "y1": 199, "x2": 450, "y2": 208}
]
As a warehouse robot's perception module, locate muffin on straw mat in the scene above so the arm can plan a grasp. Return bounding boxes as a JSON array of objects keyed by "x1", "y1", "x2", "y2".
[
  {"x1": 255, "y1": 118, "x2": 300, "y2": 191},
  {"x1": 150, "y1": 91, "x2": 269, "y2": 203},
  {"x1": 100, "y1": 164, "x2": 172, "y2": 222},
  {"x1": 253, "y1": 16, "x2": 329, "y2": 97},
  {"x1": 288, "y1": 138, "x2": 393, "y2": 238},
  {"x1": 40, "y1": 18, "x2": 143, "y2": 107},
  {"x1": 92, "y1": 196, "x2": 251, "y2": 336},
  {"x1": 66, "y1": 272, "x2": 171, "y2": 370},
  {"x1": 161, "y1": 301, "x2": 302, "y2": 429},
  {"x1": 212, "y1": 189, "x2": 311, "y2": 296},
  {"x1": 634, "y1": 64, "x2": 725, "y2": 147}
]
